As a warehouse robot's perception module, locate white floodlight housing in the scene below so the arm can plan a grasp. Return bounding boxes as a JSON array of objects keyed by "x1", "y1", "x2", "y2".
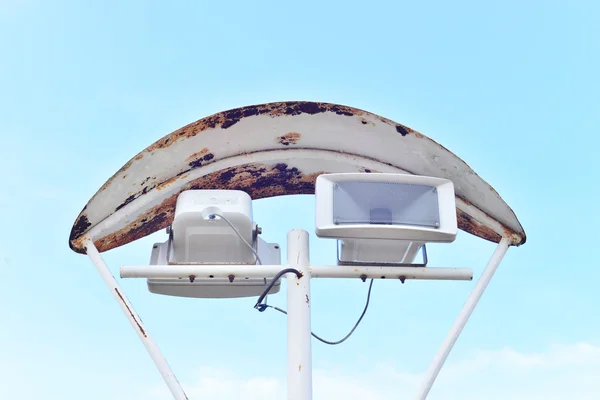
[
  {"x1": 315, "y1": 173, "x2": 457, "y2": 265},
  {"x1": 170, "y1": 190, "x2": 255, "y2": 264},
  {"x1": 147, "y1": 189, "x2": 282, "y2": 298},
  {"x1": 147, "y1": 236, "x2": 281, "y2": 298}
]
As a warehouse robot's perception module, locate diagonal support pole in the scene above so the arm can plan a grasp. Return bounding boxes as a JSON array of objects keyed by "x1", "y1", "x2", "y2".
[
  {"x1": 84, "y1": 238, "x2": 188, "y2": 400},
  {"x1": 414, "y1": 237, "x2": 511, "y2": 400}
]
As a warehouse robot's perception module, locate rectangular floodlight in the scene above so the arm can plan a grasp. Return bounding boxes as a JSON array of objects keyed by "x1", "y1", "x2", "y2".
[
  {"x1": 147, "y1": 236, "x2": 281, "y2": 299},
  {"x1": 333, "y1": 181, "x2": 440, "y2": 227},
  {"x1": 316, "y1": 173, "x2": 457, "y2": 243},
  {"x1": 170, "y1": 190, "x2": 255, "y2": 264}
]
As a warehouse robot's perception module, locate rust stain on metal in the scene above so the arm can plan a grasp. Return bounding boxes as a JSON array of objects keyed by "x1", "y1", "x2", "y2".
[
  {"x1": 456, "y1": 208, "x2": 502, "y2": 244},
  {"x1": 456, "y1": 195, "x2": 526, "y2": 245},
  {"x1": 89, "y1": 193, "x2": 177, "y2": 253},
  {"x1": 71, "y1": 213, "x2": 91, "y2": 248},
  {"x1": 185, "y1": 148, "x2": 210, "y2": 163},
  {"x1": 114, "y1": 288, "x2": 147, "y2": 338},
  {"x1": 156, "y1": 173, "x2": 189, "y2": 191},
  {"x1": 359, "y1": 167, "x2": 376, "y2": 173},
  {"x1": 140, "y1": 176, "x2": 153, "y2": 186},
  {"x1": 185, "y1": 148, "x2": 215, "y2": 169},
  {"x1": 115, "y1": 194, "x2": 136, "y2": 211},
  {"x1": 143, "y1": 102, "x2": 364, "y2": 153},
  {"x1": 298, "y1": 364, "x2": 302, "y2": 372},
  {"x1": 109, "y1": 150, "x2": 214, "y2": 213},
  {"x1": 376, "y1": 115, "x2": 397, "y2": 127},
  {"x1": 71, "y1": 162, "x2": 325, "y2": 253},
  {"x1": 278, "y1": 132, "x2": 301, "y2": 146},
  {"x1": 360, "y1": 117, "x2": 375, "y2": 127},
  {"x1": 396, "y1": 123, "x2": 414, "y2": 137}
]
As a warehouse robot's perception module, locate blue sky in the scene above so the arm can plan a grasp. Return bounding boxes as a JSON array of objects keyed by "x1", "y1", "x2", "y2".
[{"x1": 1, "y1": 1, "x2": 599, "y2": 399}]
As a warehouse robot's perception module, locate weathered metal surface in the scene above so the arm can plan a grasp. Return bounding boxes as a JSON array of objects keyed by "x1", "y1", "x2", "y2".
[
  {"x1": 85, "y1": 239, "x2": 189, "y2": 400},
  {"x1": 70, "y1": 101, "x2": 526, "y2": 254}
]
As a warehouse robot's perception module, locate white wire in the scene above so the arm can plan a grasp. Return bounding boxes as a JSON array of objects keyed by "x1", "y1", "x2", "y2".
[
  {"x1": 208, "y1": 213, "x2": 262, "y2": 265},
  {"x1": 209, "y1": 212, "x2": 269, "y2": 304}
]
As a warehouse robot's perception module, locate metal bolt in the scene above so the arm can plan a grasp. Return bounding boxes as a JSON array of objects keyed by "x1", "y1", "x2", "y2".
[
  {"x1": 360, "y1": 274, "x2": 367, "y2": 283},
  {"x1": 399, "y1": 276, "x2": 406, "y2": 284},
  {"x1": 189, "y1": 275, "x2": 196, "y2": 283},
  {"x1": 228, "y1": 274, "x2": 235, "y2": 283}
]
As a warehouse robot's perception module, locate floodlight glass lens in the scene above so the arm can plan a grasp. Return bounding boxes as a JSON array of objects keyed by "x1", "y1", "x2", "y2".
[{"x1": 332, "y1": 181, "x2": 440, "y2": 228}]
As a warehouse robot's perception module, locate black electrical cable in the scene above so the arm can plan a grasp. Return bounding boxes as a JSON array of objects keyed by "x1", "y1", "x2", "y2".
[
  {"x1": 207, "y1": 212, "x2": 375, "y2": 345},
  {"x1": 256, "y1": 278, "x2": 375, "y2": 346},
  {"x1": 254, "y1": 268, "x2": 303, "y2": 311}
]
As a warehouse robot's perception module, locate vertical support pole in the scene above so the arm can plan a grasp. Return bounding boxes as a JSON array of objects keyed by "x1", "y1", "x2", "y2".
[
  {"x1": 286, "y1": 230, "x2": 313, "y2": 400},
  {"x1": 84, "y1": 239, "x2": 188, "y2": 400},
  {"x1": 414, "y1": 237, "x2": 511, "y2": 400}
]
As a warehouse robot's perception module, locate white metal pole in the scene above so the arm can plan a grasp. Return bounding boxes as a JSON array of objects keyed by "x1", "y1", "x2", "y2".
[
  {"x1": 84, "y1": 239, "x2": 189, "y2": 400},
  {"x1": 413, "y1": 237, "x2": 511, "y2": 400},
  {"x1": 286, "y1": 229, "x2": 313, "y2": 400}
]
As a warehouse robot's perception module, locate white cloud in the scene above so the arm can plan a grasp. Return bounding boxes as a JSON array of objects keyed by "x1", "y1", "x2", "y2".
[
  {"x1": 147, "y1": 342, "x2": 600, "y2": 400},
  {"x1": 147, "y1": 367, "x2": 283, "y2": 400}
]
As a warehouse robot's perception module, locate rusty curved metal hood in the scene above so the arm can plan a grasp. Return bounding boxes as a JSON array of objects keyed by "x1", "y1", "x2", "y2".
[{"x1": 69, "y1": 101, "x2": 526, "y2": 254}]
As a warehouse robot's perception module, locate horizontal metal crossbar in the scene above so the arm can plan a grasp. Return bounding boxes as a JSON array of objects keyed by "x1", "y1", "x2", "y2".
[{"x1": 120, "y1": 265, "x2": 473, "y2": 281}]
